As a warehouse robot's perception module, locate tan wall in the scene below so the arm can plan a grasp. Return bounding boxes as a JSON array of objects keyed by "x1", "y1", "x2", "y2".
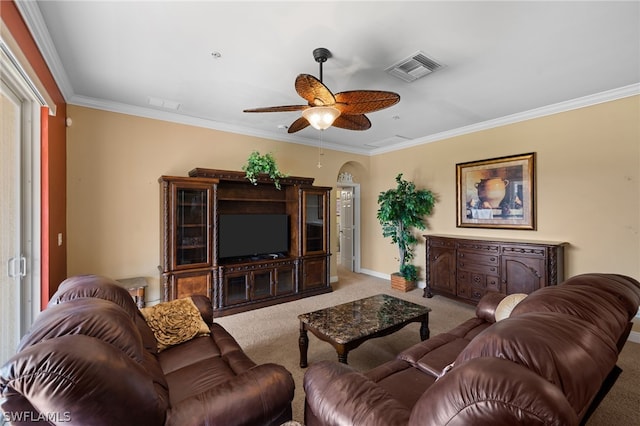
[
  {"x1": 366, "y1": 96, "x2": 639, "y2": 280},
  {"x1": 67, "y1": 96, "x2": 639, "y2": 313},
  {"x1": 66, "y1": 106, "x2": 369, "y2": 302}
]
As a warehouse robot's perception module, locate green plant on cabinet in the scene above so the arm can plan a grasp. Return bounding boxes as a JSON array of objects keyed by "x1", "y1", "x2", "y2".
[{"x1": 242, "y1": 151, "x2": 287, "y2": 189}]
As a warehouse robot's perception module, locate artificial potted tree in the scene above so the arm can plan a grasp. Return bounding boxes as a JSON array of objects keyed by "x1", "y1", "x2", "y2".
[{"x1": 377, "y1": 173, "x2": 436, "y2": 291}]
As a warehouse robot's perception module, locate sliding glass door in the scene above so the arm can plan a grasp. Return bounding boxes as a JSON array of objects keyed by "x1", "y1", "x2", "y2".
[{"x1": 0, "y1": 43, "x2": 41, "y2": 365}]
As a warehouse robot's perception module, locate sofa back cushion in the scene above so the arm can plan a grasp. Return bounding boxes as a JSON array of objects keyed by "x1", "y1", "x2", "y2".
[
  {"x1": 17, "y1": 298, "x2": 145, "y2": 363},
  {"x1": 49, "y1": 274, "x2": 159, "y2": 353},
  {"x1": 511, "y1": 278, "x2": 638, "y2": 347},
  {"x1": 454, "y1": 312, "x2": 618, "y2": 419},
  {"x1": 1, "y1": 335, "x2": 168, "y2": 426}
]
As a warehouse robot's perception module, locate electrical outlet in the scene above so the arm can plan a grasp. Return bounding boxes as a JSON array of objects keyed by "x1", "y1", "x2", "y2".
[{"x1": 57, "y1": 233, "x2": 63, "y2": 246}]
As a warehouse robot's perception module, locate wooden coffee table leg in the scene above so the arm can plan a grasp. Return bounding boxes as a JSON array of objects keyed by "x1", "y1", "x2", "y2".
[
  {"x1": 337, "y1": 346, "x2": 348, "y2": 364},
  {"x1": 420, "y1": 313, "x2": 430, "y2": 341},
  {"x1": 299, "y1": 322, "x2": 309, "y2": 368}
]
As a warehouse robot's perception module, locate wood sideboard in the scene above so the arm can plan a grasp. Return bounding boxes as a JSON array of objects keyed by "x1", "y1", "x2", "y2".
[{"x1": 424, "y1": 234, "x2": 567, "y2": 304}]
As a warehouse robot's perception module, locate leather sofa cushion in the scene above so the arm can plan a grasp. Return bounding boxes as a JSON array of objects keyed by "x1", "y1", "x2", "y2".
[
  {"x1": 17, "y1": 298, "x2": 144, "y2": 363},
  {"x1": 49, "y1": 274, "x2": 140, "y2": 318},
  {"x1": 1, "y1": 335, "x2": 168, "y2": 426},
  {"x1": 49, "y1": 273, "x2": 160, "y2": 353},
  {"x1": 512, "y1": 283, "x2": 633, "y2": 341},
  {"x1": 398, "y1": 334, "x2": 469, "y2": 377},
  {"x1": 165, "y1": 355, "x2": 238, "y2": 405},
  {"x1": 564, "y1": 273, "x2": 640, "y2": 318},
  {"x1": 158, "y1": 324, "x2": 256, "y2": 376},
  {"x1": 455, "y1": 312, "x2": 618, "y2": 419},
  {"x1": 445, "y1": 317, "x2": 491, "y2": 340}
]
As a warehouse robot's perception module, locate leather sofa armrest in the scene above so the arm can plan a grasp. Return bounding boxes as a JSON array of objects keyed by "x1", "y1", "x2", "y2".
[
  {"x1": 190, "y1": 295, "x2": 214, "y2": 325},
  {"x1": 409, "y1": 357, "x2": 579, "y2": 426},
  {"x1": 475, "y1": 291, "x2": 506, "y2": 323},
  {"x1": 165, "y1": 363, "x2": 294, "y2": 426},
  {"x1": 304, "y1": 361, "x2": 411, "y2": 426}
]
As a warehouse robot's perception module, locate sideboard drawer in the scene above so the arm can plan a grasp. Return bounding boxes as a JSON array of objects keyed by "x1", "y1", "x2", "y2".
[{"x1": 458, "y1": 251, "x2": 499, "y2": 265}]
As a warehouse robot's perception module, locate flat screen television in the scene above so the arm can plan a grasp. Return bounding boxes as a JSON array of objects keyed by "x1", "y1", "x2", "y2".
[{"x1": 218, "y1": 214, "x2": 289, "y2": 260}]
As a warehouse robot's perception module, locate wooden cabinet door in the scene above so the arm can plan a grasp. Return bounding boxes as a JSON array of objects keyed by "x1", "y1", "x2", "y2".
[
  {"x1": 159, "y1": 177, "x2": 217, "y2": 273},
  {"x1": 222, "y1": 272, "x2": 250, "y2": 306},
  {"x1": 301, "y1": 257, "x2": 327, "y2": 291},
  {"x1": 430, "y1": 246, "x2": 456, "y2": 295},
  {"x1": 163, "y1": 269, "x2": 213, "y2": 301},
  {"x1": 302, "y1": 189, "x2": 329, "y2": 255},
  {"x1": 501, "y1": 254, "x2": 546, "y2": 294}
]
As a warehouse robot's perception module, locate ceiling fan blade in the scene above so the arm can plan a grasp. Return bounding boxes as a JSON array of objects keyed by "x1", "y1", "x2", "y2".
[
  {"x1": 287, "y1": 116, "x2": 310, "y2": 133},
  {"x1": 243, "y1": 105, "x2": 307, "y2": 113},
  {"x1": 295, "y1": 74, "x2": 336, "y2": 107},
  {"x1": 332, "y1": 114, "x2": 371, "y2": 131},
  {"x1": 334, "y1": 90, "x2": 400, "y2": 115}
]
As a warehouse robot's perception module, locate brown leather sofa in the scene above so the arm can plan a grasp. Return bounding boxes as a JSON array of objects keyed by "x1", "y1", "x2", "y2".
[
  {"x1": 303, "y1": 273, "x2": 640, "y2": 426},
  {"x1": 0, "y1": 275, "x2": 295, "y2": 426}
]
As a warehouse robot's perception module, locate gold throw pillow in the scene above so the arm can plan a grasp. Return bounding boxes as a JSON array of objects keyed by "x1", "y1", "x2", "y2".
[{"x1": 140, "y1": 297, "x2": 210, "y2": 352}]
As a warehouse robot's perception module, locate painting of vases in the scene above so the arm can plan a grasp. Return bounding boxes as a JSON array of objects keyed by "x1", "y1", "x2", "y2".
[{"x1": 456, "y1": 153, "x2": 535, "y2": 229}]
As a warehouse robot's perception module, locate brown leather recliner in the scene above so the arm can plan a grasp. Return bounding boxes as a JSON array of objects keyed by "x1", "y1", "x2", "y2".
[
  {"x1": 0, "y1": 275, "x2": 295, "y2": 426},
  {"x1": 303, "y1": 273, "x2": 640, "y2": 426}
]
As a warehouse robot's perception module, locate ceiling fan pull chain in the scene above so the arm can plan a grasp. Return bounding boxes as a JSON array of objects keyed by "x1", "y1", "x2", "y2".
[{"x1": 317, "y1": 130, "x2": 324, "y2": 168}]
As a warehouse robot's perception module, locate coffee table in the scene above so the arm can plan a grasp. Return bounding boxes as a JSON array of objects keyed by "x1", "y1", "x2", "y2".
[{"x1": 298, "y1": 294, "x2": 431, "y2": 367}]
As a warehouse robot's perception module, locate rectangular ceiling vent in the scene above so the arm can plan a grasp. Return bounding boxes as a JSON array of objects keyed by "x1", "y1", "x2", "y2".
[{"x1": 385, "y1": 51, "x2": 442, "y2": 83}]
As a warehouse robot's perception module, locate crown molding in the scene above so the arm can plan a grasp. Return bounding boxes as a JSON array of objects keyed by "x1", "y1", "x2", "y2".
[
  {"x1": 17, "y1": 1, "x2": 639, "y2": 156},
  {"x1": 370, "y1": 83, "x2": 640, "y2": 155},
  {"x1": 68, "y1": 94, "x2": 372, "y2": 156},
  {"x1": 15, "y1": 0, "x2": 74, "y2": 101}
]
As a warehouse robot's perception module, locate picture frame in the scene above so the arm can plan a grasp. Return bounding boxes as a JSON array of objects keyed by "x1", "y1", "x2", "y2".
[{"x1": 456, "y1": 152, "x2": 536, "y2": 229}]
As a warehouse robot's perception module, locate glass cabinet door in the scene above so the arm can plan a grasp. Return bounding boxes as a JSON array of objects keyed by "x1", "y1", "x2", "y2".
[
  {"x1": 175, "y1": 186, "x2": 210, "y2": 267},
  {"x1": 303, "y1": 191, "x2": 327, "y2": 254}
]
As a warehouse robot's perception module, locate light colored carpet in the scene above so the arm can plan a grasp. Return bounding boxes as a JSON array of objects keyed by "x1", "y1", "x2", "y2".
[{"x1": 216, "y1": 268, "x2": 640, "y2": 424}]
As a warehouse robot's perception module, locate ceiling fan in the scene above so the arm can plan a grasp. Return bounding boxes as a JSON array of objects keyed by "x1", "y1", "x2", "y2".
[{"x1": 243, "y1": 48, "x2": 400, "y2": 133}]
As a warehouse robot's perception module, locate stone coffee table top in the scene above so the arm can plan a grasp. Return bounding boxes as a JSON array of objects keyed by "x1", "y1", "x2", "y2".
[{"x1": 298, "y1": 294, "x2": 431, "y2": 366}]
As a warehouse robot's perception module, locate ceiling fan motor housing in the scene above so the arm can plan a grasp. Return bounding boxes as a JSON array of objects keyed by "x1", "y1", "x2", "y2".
[{"x1": 313, "y1": 48, "x2": 331, "y2": 63}]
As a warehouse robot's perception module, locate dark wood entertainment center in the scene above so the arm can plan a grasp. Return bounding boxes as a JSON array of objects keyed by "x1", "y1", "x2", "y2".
[
  {"x1": 159, "y1": 169, "x2": 332, "y2": 316},
  {"x1": 424, "y1": 234, "x2": 567, "y2": 304}
]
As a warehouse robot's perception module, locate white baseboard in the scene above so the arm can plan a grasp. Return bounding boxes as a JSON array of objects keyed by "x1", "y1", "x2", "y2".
[
  {"x1": 358, "y1": 269, "x2": 426, "y2": 289},
  {"x1": 359, "y1": 268, "x2": 388, "y2": 280},
  {"x1": 628, "y1": 330, "x2": 640, "y2": 344}
]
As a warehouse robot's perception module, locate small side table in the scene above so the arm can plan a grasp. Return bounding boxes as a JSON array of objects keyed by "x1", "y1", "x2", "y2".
[
  {"x1": 127, "y1": 286, "x2": 146, "y2": 309},
  {"x1": 116, "y1": 277, "x2": 147, "y2": 309}
]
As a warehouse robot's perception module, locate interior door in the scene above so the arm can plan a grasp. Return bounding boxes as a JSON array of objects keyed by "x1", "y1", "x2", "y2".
[{"x1": 339, "y1": 187, "x2": 354, "y2": 271}]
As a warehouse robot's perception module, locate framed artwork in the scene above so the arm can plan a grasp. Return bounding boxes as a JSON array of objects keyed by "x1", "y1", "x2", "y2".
[{"x1": 456, "y1": 152, "x2": 536, "y2": 229}]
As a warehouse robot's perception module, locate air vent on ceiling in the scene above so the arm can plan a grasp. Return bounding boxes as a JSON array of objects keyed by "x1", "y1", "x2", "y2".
[{"x1": 385, "y1": 51, "x2": 442, "y2": 83}]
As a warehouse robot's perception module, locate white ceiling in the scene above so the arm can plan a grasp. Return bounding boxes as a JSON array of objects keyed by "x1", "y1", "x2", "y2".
[{"x1": 18, "y1": 1, "x2": 640, "y2": 155}]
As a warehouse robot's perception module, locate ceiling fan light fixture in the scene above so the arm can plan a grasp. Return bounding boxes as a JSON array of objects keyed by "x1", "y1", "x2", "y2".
[{"x1": 302, "y1": 106, "x2": 341, "y2": 130}]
